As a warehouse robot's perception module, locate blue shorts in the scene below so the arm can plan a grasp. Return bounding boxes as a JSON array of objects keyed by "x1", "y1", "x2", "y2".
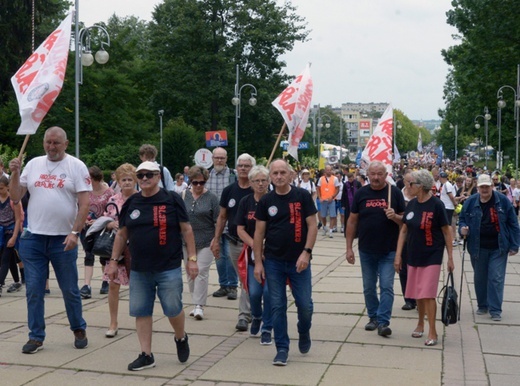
[
  {"x1": 335, "y1": 200, "x2": 345, "y2": 215},
  {"x1": 320, "y1": 200, "x2": 337, "y2": 218},
  {"x1": 129, "y1": 267, "x2": 183, "y2": 317}
]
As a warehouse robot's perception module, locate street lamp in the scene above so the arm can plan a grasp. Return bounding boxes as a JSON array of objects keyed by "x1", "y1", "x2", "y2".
[
  {"x1": 497, "y1": 64, "x2": 520, "y2": 178},
  {"x1": 317, "y1": 114, "x2": 331, "y2": 159},
  {"x1": 474, "y1": 107, "x2": 491, "y2": 169},
  {"x1": 158, "y1": 110, "x2": 164, "y2": 167},
  {"x1": 306, "y1": 105, "x2": 319, "y2": 145},
  {"x1": 232, "y1": 64, "x2": 257, "y2": 167},
  {"x1": 74, "y1": 0, "x2": 110, "y2": 158},
  {"x1": 449, "y1": 123, "x2": 459, "y2": 160}
]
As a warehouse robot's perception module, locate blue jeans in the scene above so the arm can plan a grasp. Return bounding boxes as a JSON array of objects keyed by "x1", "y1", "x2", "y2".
[
  {"x1": 359, "y1": 251, "x2": 395, "y2": 326},
  {"x1": 248, "y1": 264, "x2": 272, "y2": 332},
  {"x1": 470, "y1": 248, "x2": 507, "y2": 316},
  {"x1": 264, "y1": 258, "x2": 313, "y2": 352},
  {"x1": 215, "y1": 235, "x2": 238, "y2": 287},
  {"x1": 19, "y1": 231, "x2": 86, "y2": 342}
]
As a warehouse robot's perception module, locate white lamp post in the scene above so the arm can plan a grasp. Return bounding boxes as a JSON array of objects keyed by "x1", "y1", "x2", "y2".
[
  {"x1": 474, "y1": 107, "x2": 491, "y2": 170},
  {"x1": 232, "y1": 64, "x2": 257, "y2": 168},
  {"x1": 497, "y1": 64, "x2": 520, "y2": 178},
  {"x1": 74, "y1": 0, "x2": 110, "y2": 158}
]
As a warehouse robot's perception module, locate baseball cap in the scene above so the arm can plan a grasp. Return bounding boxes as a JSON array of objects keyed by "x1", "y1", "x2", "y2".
[
  {"x1": 477, "y1": 174, "x2": 492, "y2": 187},
  {"x1": 439, "y1": 172, "x2": 448, "y2": 178},
  {"x1": 301, "y1": 169, "x2": 310, "y2": 174},
  {"x1": 136, "y1": 161, "x2": 160, "y2": 173}
]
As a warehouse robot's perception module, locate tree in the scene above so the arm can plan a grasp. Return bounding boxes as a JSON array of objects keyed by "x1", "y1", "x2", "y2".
[
  {"x1": 146, "y1": 0, "x2": 309, "y2": 162},
  {"x1": 440, "y1": 0, "x2": 520, "y2": 165},
  {"x1": 162, "y1": 118, "x2": 202, "y2": 174}
]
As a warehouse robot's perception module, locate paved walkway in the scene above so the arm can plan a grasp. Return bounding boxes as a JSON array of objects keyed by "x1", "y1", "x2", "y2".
[{"x1": 0, "y1": 232, "x2": 519, "y2": 385}]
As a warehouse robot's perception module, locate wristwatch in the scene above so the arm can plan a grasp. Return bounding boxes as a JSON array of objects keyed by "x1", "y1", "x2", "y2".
[
  {"x1": 303, "y1": 248, "x2": 312, "y2": 254},
  {"x1": 71, "y1": 231, "x2": 80, "y2": 237},
  {"x1": 188, "y1": 255, "x2": 197, "y2": 262}
]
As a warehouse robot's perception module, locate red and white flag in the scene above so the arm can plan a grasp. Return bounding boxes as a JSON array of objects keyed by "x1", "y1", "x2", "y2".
[
  {"x1": 11, "y1": 12, "x2": 73, "y2": 135},
  {"x1": 271, "y1": 63, "x2": 313, "y2": 160},
  {"x1": 361, "y1": 104, "x2": 393, "y2": 175}
]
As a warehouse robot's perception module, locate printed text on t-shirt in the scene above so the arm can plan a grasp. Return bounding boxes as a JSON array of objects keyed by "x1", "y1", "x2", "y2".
[
  {"x1": 154, "y1": 205, "x2": 167, "y2": 245},
  {"x1": 289, "y1": 202, "x2": 302, "y2": 242},
  {"x1": 35, "y1": 173, "x2": 65, "y2": 189}
]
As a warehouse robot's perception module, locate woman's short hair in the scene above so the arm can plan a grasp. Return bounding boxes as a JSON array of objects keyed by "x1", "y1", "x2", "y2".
[
  {"x1": 89, "y1": 166, "x2": 104, "y2": 182},
  {"x1": 175, "y1": 173, "x2": 183, "y2": 180},
  {"x1": 115, "y1": 163, "x2": 137, "y2": 182},
  {"x1": 248, "y1": 165, "x2": 269, "y2": 181},
  {"x1": 188, "y1": 166, "x2": 209, "y2": 181},
  {"x1": 0, "y1": 175, "x2": 9, "y2": 186},
  {"x1": 411, "y1": 169, "x2": 434, "y2": 191}
]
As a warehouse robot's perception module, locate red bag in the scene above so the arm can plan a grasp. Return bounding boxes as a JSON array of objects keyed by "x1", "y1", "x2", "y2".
[{"x1": 237, "y1": 244, "x2": 249, "y2": 293}]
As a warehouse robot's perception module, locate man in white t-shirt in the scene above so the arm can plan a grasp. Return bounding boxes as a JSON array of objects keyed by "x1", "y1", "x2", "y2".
[
  {"x1": 439, "y1": 172, "x2": 457, "y2": 245},
  {"x1": 9, "y1": 127, "x2": 92, "y2": 354}
]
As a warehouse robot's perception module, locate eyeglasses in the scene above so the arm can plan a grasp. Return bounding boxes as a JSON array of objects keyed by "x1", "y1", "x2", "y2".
[
  {"x1": 191, "y1": 181, "x2": 206, "y2": 186},
  {"x1": 213, "y1": 156, "x2": 226, "y2": 160},
  {"x1": 136, "y1": 172, "x2": 159, "y2": 180},
  {"x1": 237, "y1": 164, "x2": 252, "y2": 168},
  {"x1": 252, "y1": 179, "x2": 268, "y2": 184}
]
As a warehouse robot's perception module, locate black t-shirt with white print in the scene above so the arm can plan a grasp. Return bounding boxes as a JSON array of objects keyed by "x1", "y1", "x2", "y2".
[
  {"x1": 220, "y1": 181, "x2": 253, "y2": 238},
  {"x1": 255, "y1": 186, "x2": 317, "y2": 262}
]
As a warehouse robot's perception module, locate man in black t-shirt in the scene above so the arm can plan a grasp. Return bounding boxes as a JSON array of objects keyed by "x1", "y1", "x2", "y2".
[
  {"x1": 346, "y1": 161, "x2": 405, "y2": 338},
  {"x1": 210, "y1": 153, "x2": 255, "y2": 331},
  {"x1": 254, "y1": 159, "x2": 318, "y2": 366}
]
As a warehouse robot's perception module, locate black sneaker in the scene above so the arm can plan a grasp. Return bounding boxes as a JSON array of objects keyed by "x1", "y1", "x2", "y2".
[
  {"x1": 364, "y1": 318, "x2": 378, "y2": 331},
  {"x1": 250, "y1": 318, "x2": 261, "y2": 336},
  {"x1": 298, "y1": 332, "x2": 311, "y2": 354},
  {"x1": 73, "y1": 328, "x2": 88, "y2": 349},
  {"x1": 260, "y1": 331, "x2": 272, "y2": 345},
  {"x1": 100, "y1": 281, "x2": 109, "y2": 295},
  {"x1": 212, "y1": 286, "x2": 228, "y2": 297},
  {"x1": 273, "y1": 350, "x2": 288, "y2": 366},
  {"x1": 236, "y1": 319, "x2": 248, "y2": 331},
  {"x1": 227, "y1": 287, "x2": 237, "y2": 300},
  {"x1": 377, "y1": 324, "x2": 392, "y2": 337},
  {"x1": 128, "y1": 352, "x2": 155, "y2": 371},
  {"x1": 80, "y1": 285, "x2": 91, "y2": 299},
  {"x1": 401, "y1": 302, "x2": 416, "y2": 311},
  {"x1": 175, "y1": 333, "x2": 190, "y2": 363},
  {"x1": 7, "y1": 282, "x2": 23, "y2": 293},
  {"x1": 22, "y1": 339, "x2": 43, "y2": 354}
]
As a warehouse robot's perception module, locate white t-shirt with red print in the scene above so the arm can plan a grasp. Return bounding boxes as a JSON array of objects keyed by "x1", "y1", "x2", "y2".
[{"x1": 20, "y1": 154, "x2": 92, "y2": 235}]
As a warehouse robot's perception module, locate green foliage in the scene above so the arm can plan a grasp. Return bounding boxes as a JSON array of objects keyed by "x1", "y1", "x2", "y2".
[
  {"x1": 162, "y1": 118, "x2": 202, "y2": 175},
  {"x1": 81, "y1": 144, "x2": 141, "y2": 171},
  {"x1": 440, "y1": 0, "x2": 520, "y2": 165}
]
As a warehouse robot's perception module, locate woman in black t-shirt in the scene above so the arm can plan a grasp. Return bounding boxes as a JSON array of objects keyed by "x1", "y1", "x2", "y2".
[
  {"x1": 395, "y1": 169, "x2": 455, "y2": 347},
  {"x1": 236, "y1": 165, "x2": 273, "y2": 344}
]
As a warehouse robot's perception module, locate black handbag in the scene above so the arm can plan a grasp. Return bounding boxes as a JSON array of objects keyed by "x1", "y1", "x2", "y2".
[
  {"x1": 91, "y1": 202, "x2": 120, "y2": 258},
  {"x1": 91, "y1": 227, "x2": 116, "y2": 257},
  {"x1": 439, "y1": 271, "x2": 459, "y2": 326}
]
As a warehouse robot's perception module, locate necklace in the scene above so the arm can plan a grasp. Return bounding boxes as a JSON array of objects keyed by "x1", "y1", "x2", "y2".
[{"x1": 46, "y1": 159, "x2": 62, "y2": 175}]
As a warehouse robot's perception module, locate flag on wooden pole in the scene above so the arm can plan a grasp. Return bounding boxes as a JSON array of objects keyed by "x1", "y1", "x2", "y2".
[
  {"x1": 361, "y1": 104, "x2": 393, "y2": 175},
  {"x1": 271, "y1": 63, "x2": 313, "y2": 160},
  {"x1": 11, "y1": 12, "x2": 73, "y2": 135}
]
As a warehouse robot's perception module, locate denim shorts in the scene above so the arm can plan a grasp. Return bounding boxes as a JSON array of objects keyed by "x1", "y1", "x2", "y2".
[{"x1": 129, "y1": 267, "x2": 183, "y2": 317}]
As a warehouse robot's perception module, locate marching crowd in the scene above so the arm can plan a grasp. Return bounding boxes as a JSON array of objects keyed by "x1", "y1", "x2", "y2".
[{"x1": 0, "y1": 127, "x2": 519, "y2": 370}]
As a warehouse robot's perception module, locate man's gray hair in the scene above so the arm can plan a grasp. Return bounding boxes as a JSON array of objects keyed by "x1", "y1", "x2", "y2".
[
  {"x1": 237, "y1": 153, "x2": 256, "y2": 167},
  {"x1": 249, "y1": 165, "x2": 269, "y2": 181},
  {"x1": 411, "y1": 169, "x2": 434, "y2": 191}
]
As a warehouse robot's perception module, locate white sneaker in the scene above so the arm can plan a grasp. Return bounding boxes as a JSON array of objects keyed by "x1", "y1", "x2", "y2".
[
  {"x1": 322, "y1": 226, "x2": 328, "y2": 236},
  {"x1": 328, "y1": 229, "x2": 333, "y2": 238},
  {"x1": 194, "y1": 305, "x2": 204, "y2": 320},
  {"x1": 452, "y1": 240, "x2": 459, "y2": 247}
]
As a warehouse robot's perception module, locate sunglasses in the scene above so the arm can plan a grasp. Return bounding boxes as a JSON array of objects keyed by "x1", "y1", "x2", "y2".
[
  {"x1": 191, "y1": 181, "x2": 206, "y2": 186},
  {"x1": 136, "y1": 172, "x2": 159, "y2": 180}
]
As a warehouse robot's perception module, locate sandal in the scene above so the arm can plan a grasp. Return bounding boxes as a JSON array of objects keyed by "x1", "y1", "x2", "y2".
[
  {"x1": 424, "y1": 338, "x2": 438, "y2": 346},
  {"x1": 411, "y1": 330, "x2": 424, "y2": 338}
]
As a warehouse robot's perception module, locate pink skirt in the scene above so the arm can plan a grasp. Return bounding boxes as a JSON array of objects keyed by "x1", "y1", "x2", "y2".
[{"x1": 405, "y1": 264, "x2": 442, "y2": 299}]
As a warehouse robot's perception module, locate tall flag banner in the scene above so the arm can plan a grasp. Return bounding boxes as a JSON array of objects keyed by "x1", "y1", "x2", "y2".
[
  {"x1": 394, "y1": 143, "x2": 401, "y2": 163},
  {"x1": 11, "y1": 12, "x2": 73, "y2": 135},
  {"x1": 417, "y1": 132, "x2": 423, "y2": 152},
  {"x1": 435, "y1": 144, "x2": 443, "y2": 165},
  {"x1": 361, "y1": 104, "x2": 393, "y2": 175},
  {"x1": 271, "y1": 64, "x2": 313, "y2": 160}
]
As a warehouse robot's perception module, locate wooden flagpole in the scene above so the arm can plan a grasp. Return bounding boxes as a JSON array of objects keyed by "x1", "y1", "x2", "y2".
[
  {"x1": 267, "y1": 122, "x2": 287, "y2": 167},
  {"x1": 387, "y1": 182, "x2": 392, "y2": 208},
  {"x1": 17, "y1": 135, "x2": 31, "y2": 161}
]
